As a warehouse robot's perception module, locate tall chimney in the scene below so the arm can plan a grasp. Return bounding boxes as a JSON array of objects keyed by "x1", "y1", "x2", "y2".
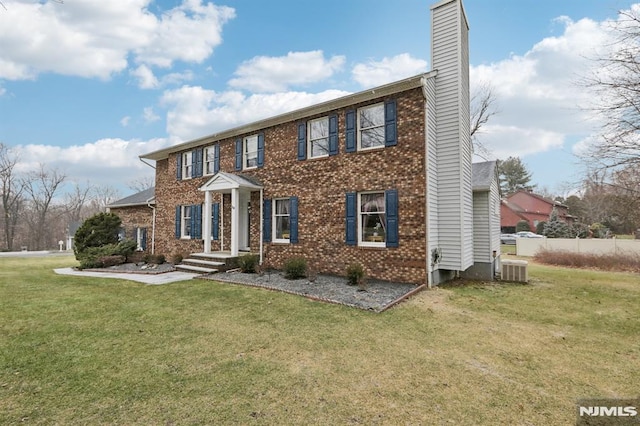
[{"x1": 430, "y1": 0, "x2": 473, "y2": 272}]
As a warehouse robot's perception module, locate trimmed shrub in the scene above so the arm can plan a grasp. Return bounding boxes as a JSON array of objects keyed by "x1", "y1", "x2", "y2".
[
  {"x1": 143, "y1": 253, "x2": 166, "y2": 264},
  {"x1": 76, "y1": 240, "x2": 137, "y2": 269},
  {"x1": 283, "y1": 257, "x2": 307, "y2": 279},
  {"x1": 99, "y1": 255, "x2": 126, "y2": 268},
  {"x1": 238, "y1": 254, "x2": 260, "y2": 273},
  {"x1": 535, "y1": 221, "x2": 546, "y2": 235},
  {"x1": 346, "y1": 263, "x2": 366, "y2": 288}
]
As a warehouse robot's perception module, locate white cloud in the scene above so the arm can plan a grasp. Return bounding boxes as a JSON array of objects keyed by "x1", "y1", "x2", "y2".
[
  {"x1": 143, "y1": 107, "x2": 160, "y2": 123},
  {"x1": 161, "y1": 85, "x2": 350, "y2": 141},
  {"x1": 352, "y1": 54, "x2": 428, "y2": 88},
  {"x1": 228, "y1": 51, "x2": 346, "y2": 92},
  {"x1": 120, "y1": 116, "x2": 131, "y2": 127},
  {"x1": 470, "y1": 16, "x2": 613, "y2": 160},
  {"x1": 14, "y1": 137, "x2": 170, "y2": 188},
  {"x1": 131, "y1": 65, "x2": 159, "y2": 89},
  {"x1": 0, "y1": 0, "x2": 234, "y2": 81}
]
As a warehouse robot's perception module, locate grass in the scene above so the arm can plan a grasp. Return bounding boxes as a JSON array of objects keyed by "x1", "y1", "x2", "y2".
[{"x1": 1, "y1": 256, "x2": 639, "y2": 424}]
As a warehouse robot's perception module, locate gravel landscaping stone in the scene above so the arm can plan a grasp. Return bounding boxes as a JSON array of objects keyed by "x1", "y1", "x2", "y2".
[{"x1": 202, "y1": 271, "x2": 423, "y2": 312}]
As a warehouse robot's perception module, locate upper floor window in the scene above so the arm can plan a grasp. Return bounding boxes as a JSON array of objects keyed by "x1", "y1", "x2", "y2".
[
  {"x1": 345, "y1": 99, "x2": 396, "y2": 153},
  {"x1": 204, "y1": 145, "x2": 219, "y2": 175},
  {"x1": 358, "y1": 103, "x2": 385, "y2": 150},
  {"x1": 244, "y1": 135, "x2": 258, "y2": 169},
  {"x1": 309, "y1": 117, "x2": 330, "y2": 158},
  {"x1": 182, "y1": 152, "x2": 193, "y2": 179}
]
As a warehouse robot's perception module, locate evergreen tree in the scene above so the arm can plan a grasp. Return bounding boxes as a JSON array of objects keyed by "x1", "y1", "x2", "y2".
[
  {"x1": 543, "y1": 208, "x2": 570, "y2": 238},
  {"x1": 73, "y1": 212, "x2": 122, "y2": 256},
  {"x1": 497, "y1": 156, "x2": 533, "y2": 195}
]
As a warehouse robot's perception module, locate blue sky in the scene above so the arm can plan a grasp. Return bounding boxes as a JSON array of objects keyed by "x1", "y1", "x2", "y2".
[{"x1": 0, "y1": 0, "x2": 634, "y2": 198}]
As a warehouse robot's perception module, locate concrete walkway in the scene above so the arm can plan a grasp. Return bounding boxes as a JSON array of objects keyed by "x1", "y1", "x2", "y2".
[{"x1": 54, "y1": 267, "x2": 199, "y2": 285}]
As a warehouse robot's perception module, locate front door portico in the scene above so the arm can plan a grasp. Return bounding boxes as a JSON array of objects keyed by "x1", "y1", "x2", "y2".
[{"x1": 199, "y1": 172, "x2": 263, "y2": 258}]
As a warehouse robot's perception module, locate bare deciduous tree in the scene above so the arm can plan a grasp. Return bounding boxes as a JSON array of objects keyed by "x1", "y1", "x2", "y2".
[
  {"x1": 581, "y1": 7, "x2": 640, "y2": 170},
  {"x1": 0, "y1": 143, "x2": 25, "y2": 251},
  {"x1": 127, "y1": 176, "x2": 155, "y2": 193},
  {"x1": 470, "y1": 81, "x2": 499, "y2": 160},
  {"x1": 23, "y1": 165, "x2": 66, "y2": 250}
]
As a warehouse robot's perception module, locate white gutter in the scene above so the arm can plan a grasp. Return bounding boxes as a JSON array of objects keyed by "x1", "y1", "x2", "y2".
[{"x1": 147, "y1": 197, "x2": 156, "y2": 255}]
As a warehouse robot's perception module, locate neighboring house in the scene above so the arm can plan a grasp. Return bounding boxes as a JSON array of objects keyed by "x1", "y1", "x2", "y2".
[
  {"x1": 500, "y1": 190, "x2": 573, "y2": 233},
  {"x1": 106, "y1": 187, "x2": 155, "y2": 253},
  {"x1": 462, "y1": 161, "x2": 501, "y2": 280},
  {"x1": 137, "y1": 0, "x2": 497, "y2": 285}
]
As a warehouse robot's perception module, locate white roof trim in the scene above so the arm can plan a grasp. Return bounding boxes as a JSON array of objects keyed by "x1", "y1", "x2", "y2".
[
  {"x1": 141, "y1": 71, "x2": 437, "y2": 161},
  {"x1": 199, "y1": 171, "x2": 263, "y2": 193}
]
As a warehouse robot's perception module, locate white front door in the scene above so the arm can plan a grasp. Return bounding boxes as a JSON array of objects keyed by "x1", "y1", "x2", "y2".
[{"x1": 238, "y1": 191, "x2": 250, "y2": 251}]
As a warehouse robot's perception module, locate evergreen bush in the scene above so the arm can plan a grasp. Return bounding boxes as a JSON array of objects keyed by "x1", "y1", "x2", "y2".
[
  {"x1": 283, "y1": 257, "x2": 307, "y2": 279},
  {"x1": 238, "y1": 254, "x2": 260, "y2": 273}
]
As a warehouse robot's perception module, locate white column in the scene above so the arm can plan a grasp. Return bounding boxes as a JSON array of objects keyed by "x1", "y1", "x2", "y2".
[
  {"x1": 230, "y1": 187, "x2": 239, "y2": 256},
  {"x1": 203, "y1": 190, "x2": 211, "y2": 254}
]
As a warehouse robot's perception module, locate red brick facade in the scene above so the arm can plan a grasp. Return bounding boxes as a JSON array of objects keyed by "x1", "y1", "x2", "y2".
[{"x1": 153, "y1": 88, "x2": 428, "y2": 284}]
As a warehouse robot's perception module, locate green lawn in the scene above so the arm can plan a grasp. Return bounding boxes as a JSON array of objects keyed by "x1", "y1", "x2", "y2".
[{"x1": 1, "y1": 256, "x2": 638, "y2": 425}]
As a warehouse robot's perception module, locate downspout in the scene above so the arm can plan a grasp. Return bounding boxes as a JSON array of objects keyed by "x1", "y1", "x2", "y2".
[
  {"x1": 259, "y1": 188, "x2": 263, "y2": 265},
  {"x1": 139, "y1": 157, "x2": 156, "y2": 255},
  {"x1": 147, "y1": 197, "x2": 156, "y2": 255}
]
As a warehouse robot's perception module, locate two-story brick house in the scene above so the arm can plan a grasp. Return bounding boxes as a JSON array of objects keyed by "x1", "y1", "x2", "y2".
[
  {"x1": 500, "y1": 190, "x2": 574, "y2": 233},
  {"x1": 138, "y1": 0, "x2": 496, "y2": 286}
]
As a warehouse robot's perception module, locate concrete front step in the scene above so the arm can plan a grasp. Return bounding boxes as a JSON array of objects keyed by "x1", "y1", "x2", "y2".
[
  {"x1": 182, "y1": 258, "x2": 226, "y2": 268},
  {"x1": 176, "y1": 264, "x2": 219, "y2": 274},
  {"x1": 177, "y1": 251, "x2": 249, "y2": 274}
]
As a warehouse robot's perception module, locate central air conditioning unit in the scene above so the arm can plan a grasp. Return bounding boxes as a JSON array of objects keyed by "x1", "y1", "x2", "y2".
[{"x1": 501, "y1": 259, "x2": 528, "y2": 283}]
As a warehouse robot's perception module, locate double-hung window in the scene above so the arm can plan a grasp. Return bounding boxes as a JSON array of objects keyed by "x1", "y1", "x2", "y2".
[
  {"x1": 358, "y1": 103, "x2": 385, "y2": 150},
  {"x1": 273, "y1": 198, "x2": 291, "y2": 242},
  {"x1": 204, "y1": 145, "x2": 218, "y2": 175},
  {"x1": 181, "y1": 205, "x2": 192, "y2": 239},
  {"x1": 182, "y1": 152, "x2": 193, "y2": 179},
  {"x1": 244, "y1": 135, "x2": 258, "y2": 169},
  {"x1": 308, "y1": 117, "x2": 329, "y2": 158},
  {"x1": 359, "y1": 192, "x2": 386, "y2": 247}
]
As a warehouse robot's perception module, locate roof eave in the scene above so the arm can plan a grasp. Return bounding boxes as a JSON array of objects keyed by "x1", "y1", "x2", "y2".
[{"x1": 140, "y1": 72, "x2": 436, "y2": 161}]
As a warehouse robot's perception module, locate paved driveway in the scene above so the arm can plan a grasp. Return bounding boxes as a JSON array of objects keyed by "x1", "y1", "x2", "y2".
[{"x1": 54, "y1": 268, "x2": 199, "y2": 285}]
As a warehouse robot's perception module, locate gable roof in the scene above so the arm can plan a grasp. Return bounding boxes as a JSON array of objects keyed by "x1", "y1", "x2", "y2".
[
  {"x1": 107, "y1": 187, "x2": 155, "y2": 208},
  {"x1": 472, "y1": 161, "x2": 497, "y2": 192},
  {"x1": 507, "y1": 190, "x2": 568, "y2": 209},
  {"x1": 140, "y1": 71, "x2": 437, "y2": 162}
]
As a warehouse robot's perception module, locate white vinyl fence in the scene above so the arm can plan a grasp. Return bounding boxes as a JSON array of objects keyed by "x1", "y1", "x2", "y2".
[{"x1": 517, "y1": 237, "x2": 640, "y2": 257}]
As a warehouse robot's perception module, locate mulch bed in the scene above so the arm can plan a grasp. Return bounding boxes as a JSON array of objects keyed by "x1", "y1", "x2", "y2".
[{"x1": 202, "y1": 271, "x2": 424, "y2": 313}]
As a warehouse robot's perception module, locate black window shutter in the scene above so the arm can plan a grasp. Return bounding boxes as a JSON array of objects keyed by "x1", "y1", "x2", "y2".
[
  {"x1": 345, "y1": 110, "x2": 356, "y2": 153},
  {"x1": 385, "y1": 189, "x2": 399, "y2": 247},
  {"x1": 290, "y1": 196, "x2": 299, "y2": 243},
  {"x1": 176, "y1": 153, "x2": 182, "y2": 180},
  {"x1": 175, "y1": 206, "x2": 181, "y2": 238},
  {"x1": 257, "y1": 133, "x2": 265, "y2": 167},
  {"x1": 235, "y1": 139, "x2": 242, "y2": 171},
  {"x1": 140, "y1": 227, "x2": 147, "y2": 251},
  {"x1": 192, "y1": 204, "x2": 202, "y2": 239},
  {"x1": 328, "y1": 114, "x2": 338, "y2": 156},
  {"x1": 345, "y1": 192, "x2": 357, "y2": 245},
  {"x1": 297, "y1": 122, "x2": 306, "y2": 160},
  {"x1": 214, "y1": 144, "x2": 220, "y2": 174},
  {"x1": 193, "y1": 148, "x2": 203, "y2": 177},
  {"x1": 263, "y1": 199, "x2": 272, "y2": 242},
  {"x1": 385, "y1": 100, "x2": 397, "y2": 147},
  {"x1": 212, "y1": 202, "x2": 220, "y2": 241}
]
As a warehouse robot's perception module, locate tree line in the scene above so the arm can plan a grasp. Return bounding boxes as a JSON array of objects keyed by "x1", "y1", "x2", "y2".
[{"x1": 0, "y1": 143, "x2": 147, "y2": 251}]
